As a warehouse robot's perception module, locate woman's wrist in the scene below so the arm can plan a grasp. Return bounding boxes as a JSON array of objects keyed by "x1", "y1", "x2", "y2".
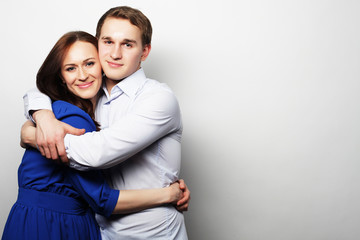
[{"x1": 164, "y1": 183, "x2": 181, "y2": 205}]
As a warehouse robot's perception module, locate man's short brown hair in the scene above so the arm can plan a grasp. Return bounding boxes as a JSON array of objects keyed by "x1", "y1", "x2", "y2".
[{"x1": 96, "y1": 6, "x2": 152, "y2": 47}]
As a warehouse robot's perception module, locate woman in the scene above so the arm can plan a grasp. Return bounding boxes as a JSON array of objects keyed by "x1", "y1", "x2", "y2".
[{"x1": 2, "y1": 31, "x2": 184, "y2": 240}]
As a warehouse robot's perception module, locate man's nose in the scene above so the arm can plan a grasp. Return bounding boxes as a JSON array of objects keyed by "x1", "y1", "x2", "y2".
[{"x1": 110, "y1": 44, "x2": 122, "y2": 60}]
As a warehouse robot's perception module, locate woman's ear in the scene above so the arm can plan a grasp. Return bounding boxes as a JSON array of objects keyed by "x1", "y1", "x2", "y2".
[{"x1": 59, "y1": 75, "x2": 66, "y2": 84}]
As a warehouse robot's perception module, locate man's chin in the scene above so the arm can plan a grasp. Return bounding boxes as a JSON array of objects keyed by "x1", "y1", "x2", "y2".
[{"x1": 104, "y1": 74, "x2": 127, "y2": 82}]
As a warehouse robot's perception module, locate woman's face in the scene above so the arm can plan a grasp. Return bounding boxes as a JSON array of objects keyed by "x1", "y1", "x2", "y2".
[{"x1": 61, "y1": 41, "x2": 102, "y2": 103}]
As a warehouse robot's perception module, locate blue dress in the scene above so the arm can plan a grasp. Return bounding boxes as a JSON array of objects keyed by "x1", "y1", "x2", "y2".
[{"x1": 2, "y1": 101, "x2": 119, "y2": 240}]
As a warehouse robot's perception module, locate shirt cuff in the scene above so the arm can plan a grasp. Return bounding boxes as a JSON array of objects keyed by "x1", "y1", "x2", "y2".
[
  {"x1": 65, "y1": 134, "x2": 91, "y2": 171},
  {"x1": 23, "y1": 90, "x2": 52, "y2": 121}
]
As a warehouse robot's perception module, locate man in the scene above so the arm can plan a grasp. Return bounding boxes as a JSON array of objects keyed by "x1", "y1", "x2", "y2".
[{"x1": 22, "y1": 6, "x2": 189, "y2": 239}]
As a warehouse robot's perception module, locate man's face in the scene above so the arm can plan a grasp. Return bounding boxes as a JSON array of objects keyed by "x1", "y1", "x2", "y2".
[{"x1": 98, "y1": 17, "x2": 150, "y2": 85}]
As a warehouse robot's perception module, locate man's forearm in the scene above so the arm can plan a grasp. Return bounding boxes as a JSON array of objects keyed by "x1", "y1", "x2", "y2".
[
  {"x1": 20, "y1": 120, "x2": 37, "y2": 148},
  {"x1": 32, "y1": 109, "x2": 56, "y2": 123}
]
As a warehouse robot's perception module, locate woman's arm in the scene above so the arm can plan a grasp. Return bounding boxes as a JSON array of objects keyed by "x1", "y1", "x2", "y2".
[
  {"x1": 68, "y1": 166, "x2": 185, "y2": 216},
  {"x1": 113, "y1": 182, "x2": 183, "y2": 214},
  {"x1": 21, "y1": 116, "x2": 192, "y2": 212}
]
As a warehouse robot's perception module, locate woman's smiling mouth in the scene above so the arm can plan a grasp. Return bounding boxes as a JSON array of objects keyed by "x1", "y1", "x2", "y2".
[{"x1": 77, "y1": 81, "x2": 94, "y2": 89}]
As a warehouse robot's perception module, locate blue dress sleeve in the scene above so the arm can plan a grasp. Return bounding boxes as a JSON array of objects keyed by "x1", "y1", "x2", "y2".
[
  {"x1": 66, "y1": 168, "x2": 119, "y2": 217},
  {"x1": 53, "y1": 101, "x2": 119, "y2": 217}
]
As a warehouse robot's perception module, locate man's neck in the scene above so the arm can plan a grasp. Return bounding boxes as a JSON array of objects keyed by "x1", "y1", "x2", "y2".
[{"x1": 104, "y1": 67, "x2": 142, "y2": 94}]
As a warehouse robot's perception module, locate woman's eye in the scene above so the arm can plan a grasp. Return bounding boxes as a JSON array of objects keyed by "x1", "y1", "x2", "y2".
[
  {"x1": 86, "y1": 62, "x2": 95, "y2": 67},
  {"x1": 66, "y1": 67, "x2": 75, "y2": 72}
]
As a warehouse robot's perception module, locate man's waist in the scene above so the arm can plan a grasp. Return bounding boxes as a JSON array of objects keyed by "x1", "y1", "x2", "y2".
[{"x1": 97, "y1": 205, "x2": 182, "y2": 235}]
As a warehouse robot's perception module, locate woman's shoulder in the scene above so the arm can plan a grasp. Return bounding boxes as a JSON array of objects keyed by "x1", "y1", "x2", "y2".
[
  {"x1": 52, "y1": 100, "x2": 84, "y2": 118},
  {"x1": 51, "y1": 100, "x2": 96, "y2": 131}
]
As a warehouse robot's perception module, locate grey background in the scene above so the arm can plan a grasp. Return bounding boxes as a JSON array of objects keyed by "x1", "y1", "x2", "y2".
[{"x1": 1, "y1": 0, "x2": 360, "y2": 239}]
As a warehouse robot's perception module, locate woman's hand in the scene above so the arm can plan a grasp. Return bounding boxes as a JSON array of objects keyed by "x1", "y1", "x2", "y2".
[
  {"x1": 176, "y1": 179, "x2": 190, "y2": 212},
  {"x1": 168, "y1": 179, "x2": 191, "y2": 212},
  {"x1": 168, "y1": 181, "x2": 184, "y2": 204}
]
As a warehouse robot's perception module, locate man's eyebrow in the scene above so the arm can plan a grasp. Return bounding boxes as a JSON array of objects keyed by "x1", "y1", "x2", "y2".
[
  {"x1": 100, "y1": 36, "x2": 137, "y2": 44},
  {"x1": 101, "y1": 36, "x2": 112, "y2": 40},
  {"x1": 123, "y1": 39, "x2": 137, "y2": 43}
]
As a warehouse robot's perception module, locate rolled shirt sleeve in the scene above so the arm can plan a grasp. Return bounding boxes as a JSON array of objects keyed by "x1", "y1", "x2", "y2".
[{"x1": 23, "y1": 88, "x2": 52, "y2": 121}]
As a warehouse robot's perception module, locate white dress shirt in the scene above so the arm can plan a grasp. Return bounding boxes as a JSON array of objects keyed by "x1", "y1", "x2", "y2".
[{"x1": 23, "y1": 69, "x2": 188, "y2": 239}]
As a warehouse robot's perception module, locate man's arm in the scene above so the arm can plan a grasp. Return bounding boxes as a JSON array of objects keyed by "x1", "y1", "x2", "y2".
[
  {"x1": 23, "y1": 88, "x2": 52, "y2": 120},
  {"x1": 65, "y1": 89, "x2": 182, "y2": 169},
  {"x1": 22, "y1": 88, "x2": 85, "y2": 161},
  {"x1": 32, "y1": 110, "x2": 85, "y2": 161},
  {"x1": 20, "y1": 120, "x2": 36, "y2": 148},
  {"x1": 21, "y1": 110, "x2": 85, "y2": 161}
]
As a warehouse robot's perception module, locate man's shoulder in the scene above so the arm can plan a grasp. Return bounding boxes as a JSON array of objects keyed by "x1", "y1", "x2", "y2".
[
  {"x1": 142, "y1": 78, "x2": 174, "y2": 95},
  {"x1": 133, "y1": 79, "x2": 180, "y2": 113}
]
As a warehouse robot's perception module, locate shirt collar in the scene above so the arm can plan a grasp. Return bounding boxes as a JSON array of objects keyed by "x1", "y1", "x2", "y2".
[{"x1": 102, "y1": 68, "x2": 147, "y2": 99}]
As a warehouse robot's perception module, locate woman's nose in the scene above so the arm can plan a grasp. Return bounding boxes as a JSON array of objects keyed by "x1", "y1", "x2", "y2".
[{"x1": 78, "y1": 67, "x2": 88, "y2": 81}]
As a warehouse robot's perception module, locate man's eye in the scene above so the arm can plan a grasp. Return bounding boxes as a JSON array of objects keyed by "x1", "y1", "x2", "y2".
[
  {"x1": 124, "y1": 43, "x2": 132, "y2": 47},
  {"x1": 86, "y1": 62, "x2": 95, "y2": 67},
  {"x1": 105, "y1": 40, "x2": 112, "y2": 44}
]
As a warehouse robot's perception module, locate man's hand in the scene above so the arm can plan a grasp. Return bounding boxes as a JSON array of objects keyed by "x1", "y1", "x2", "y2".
[
  {"x1": 31, "y1": 110, "x2": 85, "y2": 162},
  {"x1": 176, "y1": 179, "x2": 191, "y2": 212}
]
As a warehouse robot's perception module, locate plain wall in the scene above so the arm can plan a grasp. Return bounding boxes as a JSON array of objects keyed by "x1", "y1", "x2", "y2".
[{"x1": 1, "y1": 0, "x2": 360, "y2": 239}]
